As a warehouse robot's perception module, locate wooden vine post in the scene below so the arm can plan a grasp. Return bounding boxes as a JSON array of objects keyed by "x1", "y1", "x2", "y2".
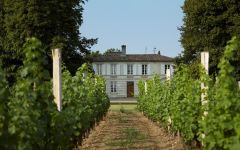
[
  {"x1": 201, "y1": 52, "x2": 209, "y2": 112},
  {"x1": 52, "y1": 48, "x2": 62, "y2": 111},
  {"x1": 144, "y1": 81, "x2": 147, "y2": 93},
  {"x1": 166, "y1": 68, "x2": 171, "y2": 81},
  {"x1": 201, "y1": 51, "x2": 209, "y2": 139},
  {"x1": 166, "y1": 68, "x2": 171, "y2": 129}
]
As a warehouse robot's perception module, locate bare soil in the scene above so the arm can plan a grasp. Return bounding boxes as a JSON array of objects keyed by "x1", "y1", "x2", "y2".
[{"x1": 76, "y1": 111, "x2": 184, "y2": 150}]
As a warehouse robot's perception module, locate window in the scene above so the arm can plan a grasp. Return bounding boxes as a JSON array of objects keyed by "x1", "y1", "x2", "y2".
[
  {"x1": 110, "y1": 81, "x2": 117, "y2": 93},
  {"x1": 96, "y1": 64, "x2": 102, "y2": 75},
  {"x1": 120, "y1": 64, "x2": 123, "y2": 75},
  {"x1": 111, "y1": 64, "x2": 116, "y2": 75},
  {"x1": 127, "y1": 64, "x2": 133, "y2": 75},
  {"x1": 142, "y1": 64, "x2": 147, "y2": 75},
  {"x1": 165, "y1": 64, "x2": 170, "y2": 74}
]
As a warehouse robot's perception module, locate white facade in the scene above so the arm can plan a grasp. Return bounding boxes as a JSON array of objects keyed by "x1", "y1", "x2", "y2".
[{"x1": 92, "y1": 62, "x2": 174, "y2": 98}]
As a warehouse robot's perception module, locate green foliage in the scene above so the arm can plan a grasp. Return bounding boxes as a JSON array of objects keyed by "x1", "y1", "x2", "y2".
[
  {"x1": 0, "y1": 38, "x2": 109, "y2": 149},
  {"x1": 0, "y1": 64, "x2": 5, "y2": 135},
  {"x1": 138, "y1": 67, "x2": 201, "y2": 143},
  {"x1": 104, "y1": 48, "x2": 121, "y2": 55},
  {"x1": 0, "y1": 60, "x2": 10, "y2": 149},
  {"x1": 7, "y1": 38, "x2": 54, "y2": 149},
  {"x1": 1, "y1": 0, "x2": 97, "y2": 81},
  {"x1": 200, "y1": 37, "x2": 240, "y2": 150},
  {"x1": 138, "y1": 37, "x2": 240, "y2": 149},
  {"x1": 52, "y1": 63, "x2": 110, "y2": 149},
  {"x1": 0, "y1": 0, "x2": 3, "y2": 51},
  {"x1": 179, "y1": 0, "x2": 240, "y2": 79}
]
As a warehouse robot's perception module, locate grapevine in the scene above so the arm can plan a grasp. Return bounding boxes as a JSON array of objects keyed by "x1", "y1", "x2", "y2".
[
  {"x1": 0, "y1": 38, "x2": 110, "y2": 149},
  {"x1": 138, "y1": 37, "x2": 240, "y2": 149}
]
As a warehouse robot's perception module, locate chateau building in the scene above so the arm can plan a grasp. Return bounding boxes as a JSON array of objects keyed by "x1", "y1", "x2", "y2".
[{"x1": 92, "y1": 45, "x2": 174, "y2": 98}]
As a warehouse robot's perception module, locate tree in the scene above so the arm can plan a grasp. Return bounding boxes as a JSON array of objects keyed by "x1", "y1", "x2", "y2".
[
  {"x1": 104, "y1": 48, "x2": 121, "y2": 55},
  {"x1": 1, "y1": 0, "x2": 97, "y2": 81},
  {"x1": 179, "y1": 0, "x2": 240, "y2": 79},
  {"x1": 0, "y1": 0, "x2": 3, "y2": 49},
  {"x1": 84, "y1": 50, "x2": 101, "y2": 65},
  {"x1": 0, "y1": 0, "x2": 5, "y2": 66}
]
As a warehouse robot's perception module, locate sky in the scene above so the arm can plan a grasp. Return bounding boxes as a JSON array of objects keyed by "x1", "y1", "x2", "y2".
[{"x1": 81, "y1": 0, "x2": 185, "y2": 57}]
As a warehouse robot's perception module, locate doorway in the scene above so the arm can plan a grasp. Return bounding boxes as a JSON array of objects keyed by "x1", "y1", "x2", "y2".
[{"x1": 127, "y1": 81, "x2": 134, "y2": 97}]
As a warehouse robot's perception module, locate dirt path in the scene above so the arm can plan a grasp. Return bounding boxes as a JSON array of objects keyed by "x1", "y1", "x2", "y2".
[{"x1": 76, "y1": 111, "x2": 184, "y2": 150}]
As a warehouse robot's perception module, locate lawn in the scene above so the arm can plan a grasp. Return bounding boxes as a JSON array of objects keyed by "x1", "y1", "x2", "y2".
[{"x1": 109, "y1": 104, "x2": 137, "y2": 112}]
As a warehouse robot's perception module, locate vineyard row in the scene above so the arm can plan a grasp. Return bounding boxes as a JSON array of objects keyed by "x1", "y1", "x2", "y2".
[
  {"x1": 0, "y1": 38, "x2": 110, "y2": 149},
  {"x1": 138, "y1": 37, "x2": 240, "y2": 150}
]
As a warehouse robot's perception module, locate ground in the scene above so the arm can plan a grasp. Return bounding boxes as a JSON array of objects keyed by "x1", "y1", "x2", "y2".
[{"x1": 75, "y1": 103, "x2": 184, "y2": 150}]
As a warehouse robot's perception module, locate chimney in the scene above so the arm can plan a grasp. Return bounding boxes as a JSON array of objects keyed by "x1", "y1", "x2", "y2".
[
  {"x1": 158, "y1": 51, "x2": 161, "y2": 55},
  {"x1": 121, "y1": 45, "x2": 126, "y2": 55}
]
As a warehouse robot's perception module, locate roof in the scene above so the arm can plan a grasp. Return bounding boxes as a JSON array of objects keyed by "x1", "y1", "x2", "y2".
[{"x1": 92, "y1": 54, "x2": 174, "y2": 62}]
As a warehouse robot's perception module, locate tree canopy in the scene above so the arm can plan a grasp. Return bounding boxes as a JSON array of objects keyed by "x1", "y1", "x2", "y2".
[
  {"x1": 0, "y1": 0, "x2": 97, "y2": 81},
  {"x1": 179, "y1": 0, "x2": 240, "y2": 79},
  {"x1": 103, "y1": 48, "x2": 121, "y2": 55}
]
